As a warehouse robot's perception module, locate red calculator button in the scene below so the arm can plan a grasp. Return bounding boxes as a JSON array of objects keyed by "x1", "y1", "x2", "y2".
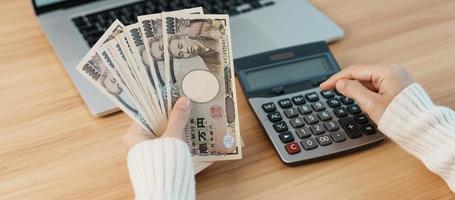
[{"x1": 285, "y1": 142, "x2": 301, "y2": 154}]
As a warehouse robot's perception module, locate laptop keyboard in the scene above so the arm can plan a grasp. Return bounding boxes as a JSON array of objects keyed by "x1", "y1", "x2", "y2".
[{"x1": 72, "y1": 0, "x2": 275, "y2": 47}]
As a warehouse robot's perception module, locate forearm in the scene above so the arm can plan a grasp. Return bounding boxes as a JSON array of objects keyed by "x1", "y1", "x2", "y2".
[
  {"x1": 127, "y1": 137, "x2": 195, "y2": 200},
  {"x1": 378, "y1": 83, "x2": 455, "y2": 192}
]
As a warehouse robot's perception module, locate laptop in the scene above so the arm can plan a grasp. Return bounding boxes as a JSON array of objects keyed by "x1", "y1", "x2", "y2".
[{"x1": 32, "y1": 0, "x2": 344, "y2": 116}]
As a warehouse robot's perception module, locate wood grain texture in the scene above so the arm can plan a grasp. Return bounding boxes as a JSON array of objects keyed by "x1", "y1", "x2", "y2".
[{"x1": 1, "y1": 0, "x2": 455, "y2": 199}]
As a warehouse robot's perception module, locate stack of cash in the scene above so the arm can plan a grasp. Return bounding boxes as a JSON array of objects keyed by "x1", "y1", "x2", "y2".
[{"x1": 76, "y1": 7, "x2": 241, "y2": 171}]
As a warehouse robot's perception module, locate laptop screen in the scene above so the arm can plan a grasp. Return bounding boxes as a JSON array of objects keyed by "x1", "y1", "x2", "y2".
[
  {"x1": 33, "y1": 0, "x2": 101, "y2": 14},
  {"x1": 35, "y1": 0, "x2": 69, "y2": 8}
]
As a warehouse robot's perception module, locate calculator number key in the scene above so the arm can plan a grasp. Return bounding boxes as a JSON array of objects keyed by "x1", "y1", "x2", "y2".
[
  {"x1": 318, "y1": 110, "x2": 332, "y2": 121},
  {"x1": 339, "y1": 117, "x2": 362, "y2": 138},
  {"x1": 285, "y1": 142, "x2": 301, "y2": 154},
  {"x1": 284, "y1": 107, "x2": 299, "y2": 118},
  {"x1": 303, "y1": 114, "x2": 319, "y2": 125},
  {"x1": 305, "y1": 92, "x2": 320, "y2": 102},
  {"x1": 262, "y1": 102, "x2": 276, "y2": 113},
  {"x1": 289, "y1": 117, "x2": 305, "y2": 128},
  {"x1": 278, "y1": 98, "x2": 293, "y2": 108},
  {"x1": 321, "y1": 90, "x2": 336, "y2": 98},
  {"x1": 267, "y1": 111, "x2": 282, "y2": 122},
  {"x1": 316, "y1": 135, "x2": 332, "y2": 146},
  {"x1": 273, "y1": 121, "x2": 289, "y2": 132},
  {"x1": 298, "y1": 105, "x2": 312, "y2": 115},
  {"x1": 310, "y1": 124, "x2": 325, "y2": 135},
  {"x1": 292, "y1": 95, "x2": 306, "y2": 105},
  {"x1": 311, "y1": 102, "x2": 326, "y2": 111},
  {"x1": 301, "y1": 138, "x2": 318, "y2": 150},
  {"x1": 324, "y1": 121, "x2": 339, "y2": 132},
  {"x1": 279, "y1": 131, "x2": 295, "y2": 143},
  {"x1": 295, "y1": 127, "x2": 312, "y2": 139}
]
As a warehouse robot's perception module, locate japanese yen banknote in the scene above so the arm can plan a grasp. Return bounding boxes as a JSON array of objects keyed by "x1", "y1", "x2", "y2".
[{"x1": 76, "y1": 7, "x2": 242, "y2": 162}]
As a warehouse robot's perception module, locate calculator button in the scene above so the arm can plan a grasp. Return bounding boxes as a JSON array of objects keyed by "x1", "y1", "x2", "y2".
[
  {"x1": 340, "y1": 96, "x2": 354, "y2": 105},
  {"x1": 311, "y1": 102, "x2": 326, "y2": 111},
  {"x1": 326, "y1": 98, "x2": 341, "y2": 108},
  {"x1": 324, "y1": 121, "x2": 339, "y2": 132},
  {"x1": 354, "y1": 114, "x2": 369, "y2": 124},
  {"x1": 262, "y1": 102, "x2": 276, "y2": 113},
  {"x1": 318, "y1": 111, "x2": 332, "y2": 121},
  {"x1": 279, "y1": 131, "x2": 295, "y2": 143},
  {"x1": 316, "y1": 135, "x2": 332, "y2": 146},
  {"x1": 273, "y1": 121, "x2": 289, "y2": 132},
  {"x1": 321, "y1": 90, "x2": 336, "y2": 98},
  {"x1": 292, "y1": 95, "x2": 306, "y2": 105},
  {"x1": 347, "y1": 104, "x2": 362, "y2": 114},
  {"x1": 361, "y1": 124, "x2": 376, "y2": 135},
  {"x1": 333, "y1": 107, "x2": 348, "y2": 118},
  {"x1": 278, "y1": 98, "x2": 293, "y2": 108},
  {"x1": 303, "y1": 114, "x2": 318, "y2": 125},
  {"x1": 305, "y1": 92, "x2": 320, "y2": 102},
  {"x1": 267, "y1": 111, "x2": 282, "y2": 122},
  {"x1": 285, "y1": 142, "x2": 301, "y2": 154},
  {"x1": 289, "y1": 117, "x2": 305, "y2": 128},
  {"x1": 310, "y1": 124, "x2": 325, "y2": 135},
  {"x1": 284, "y1": 107, "x2": 299, "y2": 118},
  {"x1": 339, "y1": 117, "x2": 362, "y2": 138},
  {"x1": 330, "y1": 131, "x2": 347, "y2": 142},
  {"x1": 301, "y1": 138, "x2": 318, "y2": 150},
  {"x1": 298, "y1": 105, "x2": 312, "y2": 115},
  {"x1": 295, "y1": 127, "x2": 312, "y2": 138}
]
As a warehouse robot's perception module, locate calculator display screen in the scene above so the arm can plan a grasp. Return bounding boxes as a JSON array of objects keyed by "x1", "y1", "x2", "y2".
[{"x1": 244, "y1": 56, "x2": 333, "y2": 90}]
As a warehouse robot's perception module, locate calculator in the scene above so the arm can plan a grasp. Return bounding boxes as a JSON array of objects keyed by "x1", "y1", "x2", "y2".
[{"x1": 234, "y1": 41, "x2": 385, "y2": 165}]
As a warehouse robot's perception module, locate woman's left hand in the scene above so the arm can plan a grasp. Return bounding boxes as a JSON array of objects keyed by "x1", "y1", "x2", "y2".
[{"x1": 123, "y1": 97, "x2": 192, "y2": 150}]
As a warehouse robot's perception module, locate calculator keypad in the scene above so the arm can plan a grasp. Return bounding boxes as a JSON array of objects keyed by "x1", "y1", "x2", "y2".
[{"x1": 258, "y1": 89, "x2": 382, "y2": 163}]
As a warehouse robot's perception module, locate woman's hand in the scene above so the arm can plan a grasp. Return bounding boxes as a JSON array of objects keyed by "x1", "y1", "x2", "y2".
[
  {"x1": 320, "y1": 64, "x2": 414, "y2": 123},
  {"x1": 123, "y1": 97, "x2": 192, "y2": 150}
]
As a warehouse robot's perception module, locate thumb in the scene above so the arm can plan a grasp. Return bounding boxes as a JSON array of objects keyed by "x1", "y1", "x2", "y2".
[
  {"x1": 336, "y1": 79, "x2": 379, "y2": 112},
  {"x1": 163, "y1": 97, "x2": 192, "y2": 139}
]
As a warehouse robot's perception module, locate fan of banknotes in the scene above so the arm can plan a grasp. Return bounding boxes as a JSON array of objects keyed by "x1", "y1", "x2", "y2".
[{"x1": 76, "y1": 7, "x2": 242, "y2": 165}]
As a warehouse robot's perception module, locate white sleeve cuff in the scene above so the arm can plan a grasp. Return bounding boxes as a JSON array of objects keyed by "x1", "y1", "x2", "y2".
[
  {"x1": 127, "y1": 137, "x2": 195, "y2": 200},
  {"x1": 378, "y1": 83, "x2": 455, "y2": 192}
]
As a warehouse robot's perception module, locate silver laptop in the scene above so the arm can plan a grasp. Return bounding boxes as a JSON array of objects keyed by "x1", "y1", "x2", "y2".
[{"x1": 33, "y1": 0, "x2": 344, "y2": 116}]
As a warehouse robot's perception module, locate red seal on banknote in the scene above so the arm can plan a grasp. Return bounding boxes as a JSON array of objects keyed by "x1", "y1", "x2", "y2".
[{"x1": 210, "y1": 105, "x2": 223, "y2": 120}]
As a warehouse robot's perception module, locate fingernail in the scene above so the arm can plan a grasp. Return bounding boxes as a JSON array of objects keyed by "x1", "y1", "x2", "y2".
[{"x1": 178, "y1": 97, "x2": 191, "y2": 112}]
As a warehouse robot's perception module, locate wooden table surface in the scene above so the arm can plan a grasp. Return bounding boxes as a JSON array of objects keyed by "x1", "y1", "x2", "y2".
[{"x1": 1, "y1": 0, "x2": 455, "y2": 199}]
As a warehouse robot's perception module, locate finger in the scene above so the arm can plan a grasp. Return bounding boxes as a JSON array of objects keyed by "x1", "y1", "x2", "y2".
[
  {"x1": 336, "y1": 79, "x2": 380, "y2": 112},
  {"x1": 360, "y1": 81, "x2": 378, "y2": 92},
  {"x1": 320, "y1": 65, "x2": 385, "y2": 90},
  {"x1": 163, "y1": 97, "x2": 192, "y2": 139}
]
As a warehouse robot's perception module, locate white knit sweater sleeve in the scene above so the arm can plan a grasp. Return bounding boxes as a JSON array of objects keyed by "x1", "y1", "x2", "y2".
[
  {"x1": 378, "y1": 83, "x2": 455, "y2": 192},
  {"x1": 127, "y1": 137, "x2": 195, "y2": 200}
]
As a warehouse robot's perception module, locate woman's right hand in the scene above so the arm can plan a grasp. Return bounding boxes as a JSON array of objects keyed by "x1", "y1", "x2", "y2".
[{"x1": 320, "y1": 64, "x2": 414, "y2": 123}]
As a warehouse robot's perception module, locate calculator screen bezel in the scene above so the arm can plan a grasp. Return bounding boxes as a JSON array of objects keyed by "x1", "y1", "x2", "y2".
[{"x1": 235, "y1": 41, "x2": 341, "y2": 98}]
